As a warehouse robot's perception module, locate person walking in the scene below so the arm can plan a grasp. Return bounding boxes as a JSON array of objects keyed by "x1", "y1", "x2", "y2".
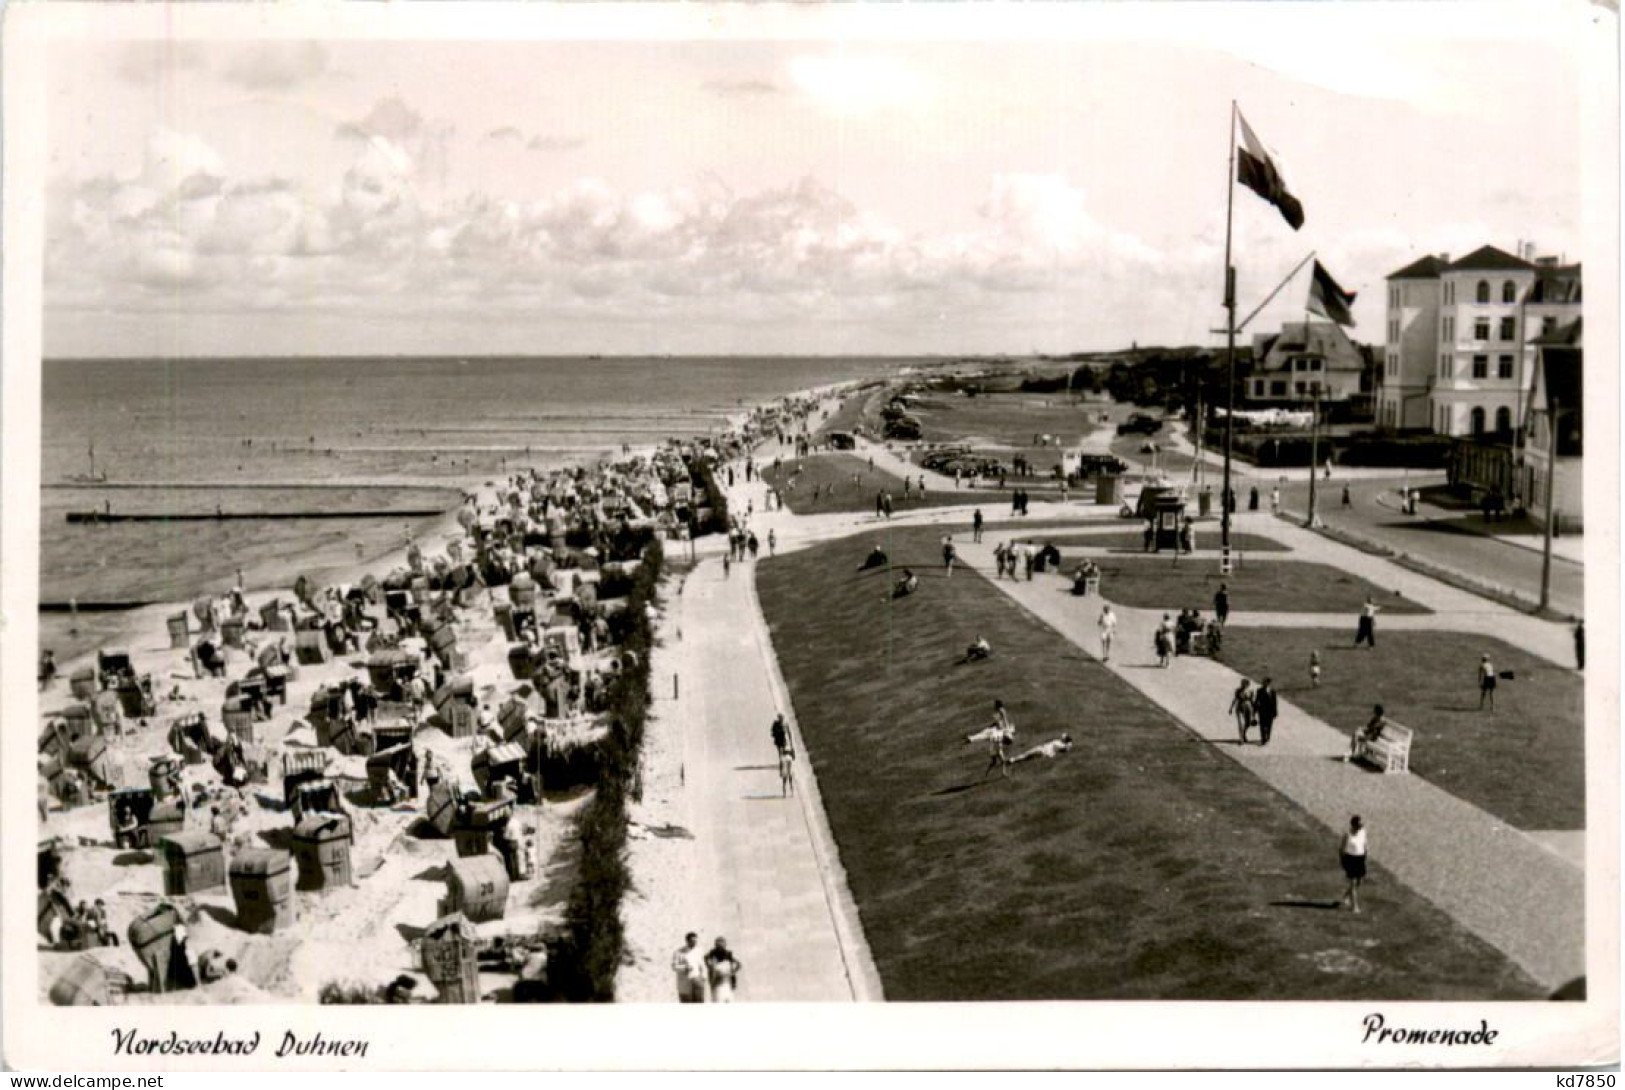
[
  {"x1": 1477, "y1": 653, "x2": 1497, "y2": 711},
  {"x1": 704, "y1": 938, "x2": 742, "y2": 1002},
  {"x1": 1341, "y1": 483, "x2": 1352, "y2": 508},
  {"x1": 1213, "y1": 583, "x2": 1230, "y2": 627},
  {"x1": 942, "y1": 536, "x2": 957, "y2": 578},
  {"x1": 1229, "y1": 677, "x2": 1255, "y2": 744},
  {"x1": 1270, "y1": 485, "x2": 1281, "y2": 515},
  {"x1": 1254, "y1": 678, "x2": 1279, "y2": 746},
  {"x1": 1354, "y1": 597, "x2": 1380, "y2": 648},
  {"x1": 1248, "y1": 485, "x2": 1260, "y2": 511},
  {"x1": 983, "y1": 700, "x2": 1016, "y2": 779},
  {"x1": 1154, "y1": 615, "x2": 1173, "y2": 668},
  {"x1": 972, "y1": 508, "x2": 984, "y2": 543},
  {"x1": 1575, "y1": 619, "x2": 1585, "y2": 670},
  {"x1": 767, "y1": 529, "x2": 776, "y2": 557},
  {"x1": 1097, "y1": 604, "x2": 1117, "y2": 663},
  {"x1": 1308, "y1": 649, "x2": 1322, "y2": 688},
  {"x1": 1339, "y1": 816, "x2": 1368, "y2": 913},
  {"x1": 672, "y1": 933, "x2": 707, "y2": 1003}
]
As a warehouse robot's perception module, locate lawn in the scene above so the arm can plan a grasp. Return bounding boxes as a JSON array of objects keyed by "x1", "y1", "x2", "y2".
[
  {"x1": 1067, "y1": 557, "x2": 1432, "y2": 615},
  {"x1": 1036, "y1": 530, "x2": 1291, "y2": 554},
  {"x1": 1221, "y1": 628, "x2": 1584, "y2": 831},
  {"x1": 762, "y1": 454, "x2": 1014, "y2": 516},
  {"x1": 755, "y1": 526, "x2": 1542, "y2": 1000}
]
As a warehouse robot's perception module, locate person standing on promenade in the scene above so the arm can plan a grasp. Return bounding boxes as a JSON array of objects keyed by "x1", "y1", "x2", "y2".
[
  {"x1": 705, "y1": 938, "x2": 742, "y2": 1002},
  {"x1": 1339, "y1": 816, "x2": 1368, "y2": 913},
  {"x1": 942, "y1": 536, "x2": 957, "y2": 578},
  {"x1": 771, "y1": 713, "x2": 795, "y2": 796},
  {"x1": 1270, "y1": 485, "x2": 1281, "y2": 515},
  {"x1": 1254, "y1": 678, "x2": 1279, "y2": 746},
  {"x1": 973, "y1": 508, "x2": 984, "y2": 543},
  {"x1": 1229, "y1": 677, "x2": 1255, "y2": 743},
  {"x1": 1154, "y1": 615, "x2": 1173, "y2": 668},
  {"x1": 722, "y1": 551, "x2": 731, "y2": 578},
  {"x1": 1354, "y1": 597, "x2": 1380, "y2": 648},
  {"x1": 1575, "y1": 619, "x2": 1585, "y2": 670},
  {"x1": 1341, "y1": 483, "x2": 1352, "y2": 508},
  {"x1": 1213, "y1": 583, "x2": 1230, "y2": 627},
  {"x1": 747, "y1": 532, "x2": 759, "y2": 560},
  {"x1": 875, "y1": 491, "x2": 884, "y2": 518},
  {"x1": 767, "y1": 529, "x2": 776, "y2": 557},
  {"x1": 1249, "y1": 485, "x2": 1260, "y2": 511},
  {"x1": 1098, "y1": 604, "x2": 1117, "y2": 662},
  {"x1": 1477, "y1": 653, "x2": 1498, "y2": 711}
]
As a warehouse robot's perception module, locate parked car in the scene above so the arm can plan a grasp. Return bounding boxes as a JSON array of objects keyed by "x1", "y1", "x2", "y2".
[
  {"x1": 1116, "y1": 413, "x2": 1163, "y2": 436},
  {"x1": 828, "y1": 431, "x2": 856, "y2": 451}
]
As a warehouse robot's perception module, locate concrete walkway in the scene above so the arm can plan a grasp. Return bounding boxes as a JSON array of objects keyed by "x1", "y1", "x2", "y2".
[{"x1": 962, "y1": 522, "x2": 1585, "y2": 992}]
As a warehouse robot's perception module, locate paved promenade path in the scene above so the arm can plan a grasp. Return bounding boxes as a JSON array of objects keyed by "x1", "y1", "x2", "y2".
[{"x1": 962, "y1": 515, "x2": 1586, "y2": 992}]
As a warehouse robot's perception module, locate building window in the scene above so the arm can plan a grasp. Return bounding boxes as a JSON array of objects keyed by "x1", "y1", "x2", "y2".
[
  {"x1": 1294, "y1": 381, "x2": 1307, "y2": 396},
  {"x1": 1474, "y1": 318, "x2": 1491, "y2": 341},
  {"x1": 1270, "y1": 380, "x2": 1287, "y2": 397},
  {"x1": 1470, "y1": 407, "x2": 1486, "y2": 435},
  {"x1": 1476, "y1": 280, "x2": 1490, "y2": 303},
  {"x1": 1499, "y1": 316, "x2": 1516, "y2": 341},
  {"x1": 1502, "y1": 281, "x2": 1517, "y2": 303},
  {"x1": 1472, "y1": 355, "x2": 1489, "y2": 378},
  {"x1": 1497, "y1": 355, "x2": 1514, "y2": 379},
  {"x1": 1443, "y1": 316, "x2": 1453, "y2": 343},
  {"x1": 1496, "y1": 406, "x2": 1512, "y2": 433}
]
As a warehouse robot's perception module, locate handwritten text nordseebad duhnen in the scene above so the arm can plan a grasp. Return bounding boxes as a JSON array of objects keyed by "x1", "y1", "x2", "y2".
[
  {"x1": 112, "y1": 1029, "x2": 370, "y2": 1059},
  {"x1": 1362, "y1": 1013, "x2": 1500, "y2": 1047}
]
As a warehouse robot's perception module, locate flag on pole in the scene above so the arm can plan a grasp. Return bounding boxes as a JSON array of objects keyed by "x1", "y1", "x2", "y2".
[
  {"x1": 1307, "y1": 260, "x2": 1357, "y2": 326},
  {"x1": 1236, "y1": 111, "x2": 1304, "y2": 230}
]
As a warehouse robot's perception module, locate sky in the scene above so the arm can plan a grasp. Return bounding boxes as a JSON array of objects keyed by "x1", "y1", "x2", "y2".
[{"x1": 40, "y1": 4, "x2": 1599, "y2": 358}]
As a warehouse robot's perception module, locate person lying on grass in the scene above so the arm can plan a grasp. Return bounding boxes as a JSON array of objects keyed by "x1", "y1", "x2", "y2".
[
  {"x1": 859, "y1": 543, "x2": 889, "y2": 571},
  {"x1": 960, "y1": 636, "x2": 992, "y2": 663},
  {"x1": 1010, "y1": 734, "x2": 1073, "y2": 764},
  {"x1": 892, "y1": 569, "x2": 920, "y2": 599}
]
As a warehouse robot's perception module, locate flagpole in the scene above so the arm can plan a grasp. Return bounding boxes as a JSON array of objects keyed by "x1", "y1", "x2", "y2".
[
  {"x1": 1236, "y1": 252, "x2": 1317, "y2": 334},
  {"x1": 1221, "y1": 101, "x2": 1238, "y2": 569}
]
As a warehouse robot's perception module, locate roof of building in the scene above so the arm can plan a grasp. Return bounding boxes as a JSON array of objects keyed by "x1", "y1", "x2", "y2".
[
  {"x1": 1442, "y1": 244, "x2": 1536, "y2": 274},
  {"x1": 1535, "y1": 347, "x2": 1583, "y2": 418},
  {"x1": 1525, "y1": 264, "x2": 1582, "y2": 305},
  {"x1": 1387, "y1": 254, "x2": 1447, "y2": 280},
  {"x1": 1255, "y1": 320, "x2": 1363, "y2": 370},
  {"x1": 1533, "y1": 317, "x2": 1583, "y2": 348}
]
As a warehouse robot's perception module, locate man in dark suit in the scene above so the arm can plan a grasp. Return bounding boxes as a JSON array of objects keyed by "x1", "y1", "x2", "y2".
[{"x1": 1254, "y1": 678, "x2": 1279, "y2": 746}]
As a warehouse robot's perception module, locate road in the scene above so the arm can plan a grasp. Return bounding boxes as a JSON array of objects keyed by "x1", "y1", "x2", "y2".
[{"x1": 1276, "y1": 476, "x2": 1585, "y2": 619}]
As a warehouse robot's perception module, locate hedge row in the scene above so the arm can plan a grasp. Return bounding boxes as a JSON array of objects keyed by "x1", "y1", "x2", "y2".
[
  {"x1": 1203, "y1": 428, "x2": 1455, "y2": 469},
  {"x1": 689, "y1": 458, "x2": 731, "y2": 536},
  {"x1": 549, "y1": 538, "x2": 664, "y2": 1002}
]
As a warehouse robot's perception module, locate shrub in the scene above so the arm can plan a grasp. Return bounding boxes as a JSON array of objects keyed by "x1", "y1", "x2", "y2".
[
  {"x1": 688, "y1": 459, "x2": 730, "y2": 536},
  {"x1": 548, "y1": 538, "x2": 663, "y2": 1002}
]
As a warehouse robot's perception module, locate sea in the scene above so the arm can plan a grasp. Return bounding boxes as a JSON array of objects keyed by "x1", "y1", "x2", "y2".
[{"x1": 37, "y1": 355, "x2": 908, "y2": 656}]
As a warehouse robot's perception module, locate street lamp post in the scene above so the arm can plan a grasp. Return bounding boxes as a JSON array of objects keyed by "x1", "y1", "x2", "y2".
[
  {"x1": 1539, "y1": 397, "x2": 1561, "y2": 613},
  {"x1": 1305, "y1": 381, "x2": 1322, "y2": 528}
]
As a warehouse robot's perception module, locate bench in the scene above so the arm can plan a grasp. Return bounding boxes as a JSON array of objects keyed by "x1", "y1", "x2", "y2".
[{"x1": 1353, "y1": 721, "x2": 1413, "y2": 774}]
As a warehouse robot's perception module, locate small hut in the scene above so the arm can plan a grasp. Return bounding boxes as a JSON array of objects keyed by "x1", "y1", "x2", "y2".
[
  {"x1": 229, "y1": 849, "x2": 295, "y2": 934},
  {"x1": 159, "y1": 832, "x2": 226, "y2": 896},
  {"x1": 439, "y1": 856, "x2": 508, "y2": 924},
  {"x1": 292, "y1": 814, "x2": 352, "y2": 892},
  {"x1": 419, "y1": 913, "x2": 482, "y2": 1004}
]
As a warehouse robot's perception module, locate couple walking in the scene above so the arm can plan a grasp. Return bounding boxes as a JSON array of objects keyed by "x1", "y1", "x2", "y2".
[
  {"x1": 1229, "y1": 676, "x2": 1279, "y2": 745},
  {"x1": 672, "y1": 933, "x2": 744, "y2": 1003}
]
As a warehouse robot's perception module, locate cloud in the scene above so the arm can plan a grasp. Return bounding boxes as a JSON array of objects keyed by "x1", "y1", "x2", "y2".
[
  {"x1": 486, "y1": 126, "x2": 524, "y2": 143},
  {"x1": 220, "y1": 42, "x2": 329, "y2": 90},
  {"x1": 115, "y1": 41, "x2": 208, "y2": 84},
  {"x1": 48, "y1": 151, "x2": 1179, "y2": 354},
  {"x1": 703, "y1": 78, "x2": 780, "y2": 98},
  {"x1": 336, "y1": 96, "x2": 425, "y2": 143},
  {"x1": 528, "y1": 135, "x2": 586, "y2": 153}
]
